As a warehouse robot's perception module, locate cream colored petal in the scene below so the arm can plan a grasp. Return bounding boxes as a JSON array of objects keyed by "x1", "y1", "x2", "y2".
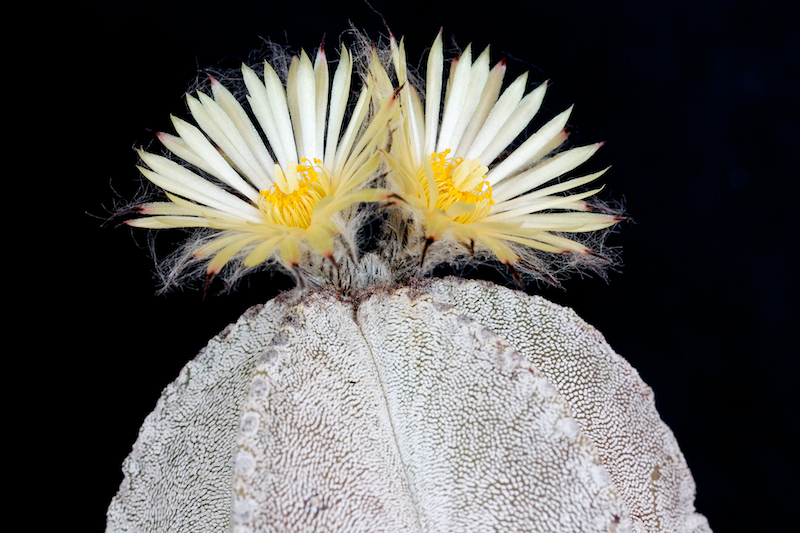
[
  {"x1": 473, "y1": 78, "x2": 545, "y2": 164},
  {"x1": 491, "y1": 168, "x2": 609, "y2": 215},
  {"x1": 279, "y1": 234, "x2": 301, "y2": 266},
  {"x1": 305, "y1": 223, "x2": 335, "y2": 257},
  {"x1": 191, "y1": 92, "x2": 271, "y2": 190},
  {"x1": 163, "y1": 192, "x2": 255, "y2": 226},
  {"x1": 136, "y1": 154, "x2": 262, "y2": 223},
  {"x1": 444, "y1": 201, "x2": 476, "y2": 218},
  {"x1": 448, "y1": 45, "x2": 490, "y2": 156},
  {"x1": 243, "y1": 65, "x2": 289, "y2": 171},
  {"x1": 370, "y1": 46, "x2": 394, "y2": 100},
  {"x1": 486, "y1": 105, "x2": 572, "y2": 188},
  {"x1": 170, "y1": 115, "x2": 260, "y2": 203},
  {"x1": 207, "y1": 234, "x2": 264, "y2": 274},
  {"x1": 455, "y1": 57, "x2": 506, "y2": 159},
  {"x1": 436, "y1": 44, "x2": 473, "y2": 152},
  {"x1": 391, "y1": 36, "x2": 425, "y2": 164},
  {"x1": 424, "y1": 31, "x2": 444, "y2": 155},
  {"x1": 136, "y1": 202, "x2": 197, "y2": 216},
  {"x1": 292, "y1": 51, "x2": 317, "y2": 160},
  {"x1": 157, "y1": 132, "x2": 217, "y2": 177},
  {"x1": 406, "y1": 85, "x2": 426, "y2": 167},
  {"x1": 192, "y1": 231, "x2": 256, "y2": 259},
  {"x1": 286, "y1": 56, "x2": 302, "y2": 161},
  {"x1": 473, "y1": 228, "x2": 566, "y2": 253},
  {"x1": 491, "y1": 143, "x2": 603, "y2": 204},
  {"x1": 126, "y1": 215, "x2": 213, "y2": 229},
  {"x1": 210, "y1": 77, "x2": 275, "y2": 184},
  {"x1": 383, "y1": 150, "x2": 426, "y2": 201},
  {"x1": 324, "y1": 45, "x2": 351, "y2": 168},
  {"x1": 390, "y1": 35, "x2": 404, "y2": 84},
  {"x1": 335, "y1": 92, "x2": 393, "y2": 192},
  {"x1": 520, "y1": 127, "x2": 570, "y2": 170},
  {"x1": 524, "y1": 231, "x2": 592, "y2": 253},
  {"x1": 331, "y1": 85, "x2": 370, "y2": 182},
  {"x1": 311, "y1": 186, "x2": 387, "y2": 221},
  {"x1": 313, "y1": 47, "x2": 329, "y2": 160},
  {"x1": 243, "y1": 235, "x2": 285, "y2": 267},
  {"x1": 263, "y1": 61, "x2": 300, "y2": 165},
  {"x1": 487, "y1": 187, "x2": 604, "y2": 221},
  {"x1": 516, "y1": 211, "x2": 618, "y2": 230}
]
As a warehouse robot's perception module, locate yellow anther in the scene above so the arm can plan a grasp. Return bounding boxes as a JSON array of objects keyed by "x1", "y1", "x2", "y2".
[
  {"x1": 420, "y1": 150, "x2": 494, "y2": 223},
  {"x1": 259, "y1": 160, "x2": 327, "y2": 228}
]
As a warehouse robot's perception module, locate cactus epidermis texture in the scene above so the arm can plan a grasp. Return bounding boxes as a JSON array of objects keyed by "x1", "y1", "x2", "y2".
[{"x1": 106, "y1": 278, "x2": 711, "y2": 533}]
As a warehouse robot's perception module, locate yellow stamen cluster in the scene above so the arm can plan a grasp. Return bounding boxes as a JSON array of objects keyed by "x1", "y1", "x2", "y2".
[
  {"x1": 259, "y1": 159, "x2": 327, "y2": 229},
  {"x1": 422, "y1": 150, "x2": 494, "y2": 224}
]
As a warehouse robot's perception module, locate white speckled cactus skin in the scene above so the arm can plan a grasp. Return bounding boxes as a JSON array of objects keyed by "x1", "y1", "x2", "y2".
[{"x1": 106, "y1": 278, "x2": 711, "y2": 533}]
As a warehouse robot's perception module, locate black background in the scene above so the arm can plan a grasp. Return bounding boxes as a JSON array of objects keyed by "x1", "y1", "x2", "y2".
[{"x1": 45, "y1": 0, "x2": 798, "y2": 530}]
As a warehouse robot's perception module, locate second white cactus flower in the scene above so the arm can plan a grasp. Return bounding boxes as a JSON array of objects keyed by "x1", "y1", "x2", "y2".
[{"x1": 370, "y1": 32, "x2": 622, "y2": 282}]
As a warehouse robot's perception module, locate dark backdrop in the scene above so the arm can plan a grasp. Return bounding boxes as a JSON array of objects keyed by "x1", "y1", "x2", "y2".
[{"x1": 53, "y1": 0, "x2": 798, "y2": 530}]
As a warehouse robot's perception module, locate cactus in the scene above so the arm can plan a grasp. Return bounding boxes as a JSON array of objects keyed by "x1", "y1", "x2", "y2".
[
  {"x1": 106, "y1": 278, "x2": 710, "y2": 532},
  {"x1": 109, "y1": 30, "x2": 710, "y2": 532}
]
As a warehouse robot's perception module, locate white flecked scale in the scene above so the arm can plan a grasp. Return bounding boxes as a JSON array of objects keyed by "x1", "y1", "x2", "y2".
[{"x1": 107, "y1": 278, "x2": 710, "y2": 532}]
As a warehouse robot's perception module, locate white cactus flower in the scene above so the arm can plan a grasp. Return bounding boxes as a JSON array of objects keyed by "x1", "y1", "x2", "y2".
[
  {"x1": 369, "y1": 33, "x2": 623, "y2": 282},
  {"x1": 125, "y1": 45, "x2": 396, "y2": 290}
]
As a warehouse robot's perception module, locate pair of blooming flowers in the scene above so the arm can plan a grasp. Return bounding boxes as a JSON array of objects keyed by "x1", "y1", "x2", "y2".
[{"x1": 126, "y1": 33, "x2": 620, "y2": 289}]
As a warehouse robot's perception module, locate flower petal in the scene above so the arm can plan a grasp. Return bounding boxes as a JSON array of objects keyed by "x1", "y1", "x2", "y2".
[
  {"x1": 324, "y1": 45, "x2": 352, "y2": 168},
  {"x1": 262, "y1": 61, "x2": 299, "y2": 165},
  {"x1": 491, "y1": 143, "x2": 603, "y2": 204},
  {"x1": 169, "y1": 115, "x2": 260, "y2": 203},
  {"x1": 210, "y1": 77, "x2": 276, "y2": 184},
  {"x1": 486, "y1": 105, "x2": 573, "y2": 187},
  {"x1": 137, "y1": 151, "x2": 263, "y2": 222},
  {"x1": 436, "y1": 44, "x2": 473, "y2": 152},
  {"x1": 455, "y1": 57, "x2": 506, "y2": 159},
  {"x1": 424, "y1": 31, "x2": 444, "y2": 156},
  {"x1": 473, "y1": 79, "x2": 546, "y2": 164}
]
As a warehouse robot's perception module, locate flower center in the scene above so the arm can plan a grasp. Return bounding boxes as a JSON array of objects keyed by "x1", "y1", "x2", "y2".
[
  {"x1": 259, "y1": 159, "x2": 327, "y2": 229},
  {"x1": 422, "y1": 150, "x2": 494, "y2": 223}
]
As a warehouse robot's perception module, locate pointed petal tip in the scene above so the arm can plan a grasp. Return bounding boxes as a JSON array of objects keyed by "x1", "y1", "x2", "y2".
[{"x1": 202, "y1": 271, "x2": 218, "y2": 300}]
